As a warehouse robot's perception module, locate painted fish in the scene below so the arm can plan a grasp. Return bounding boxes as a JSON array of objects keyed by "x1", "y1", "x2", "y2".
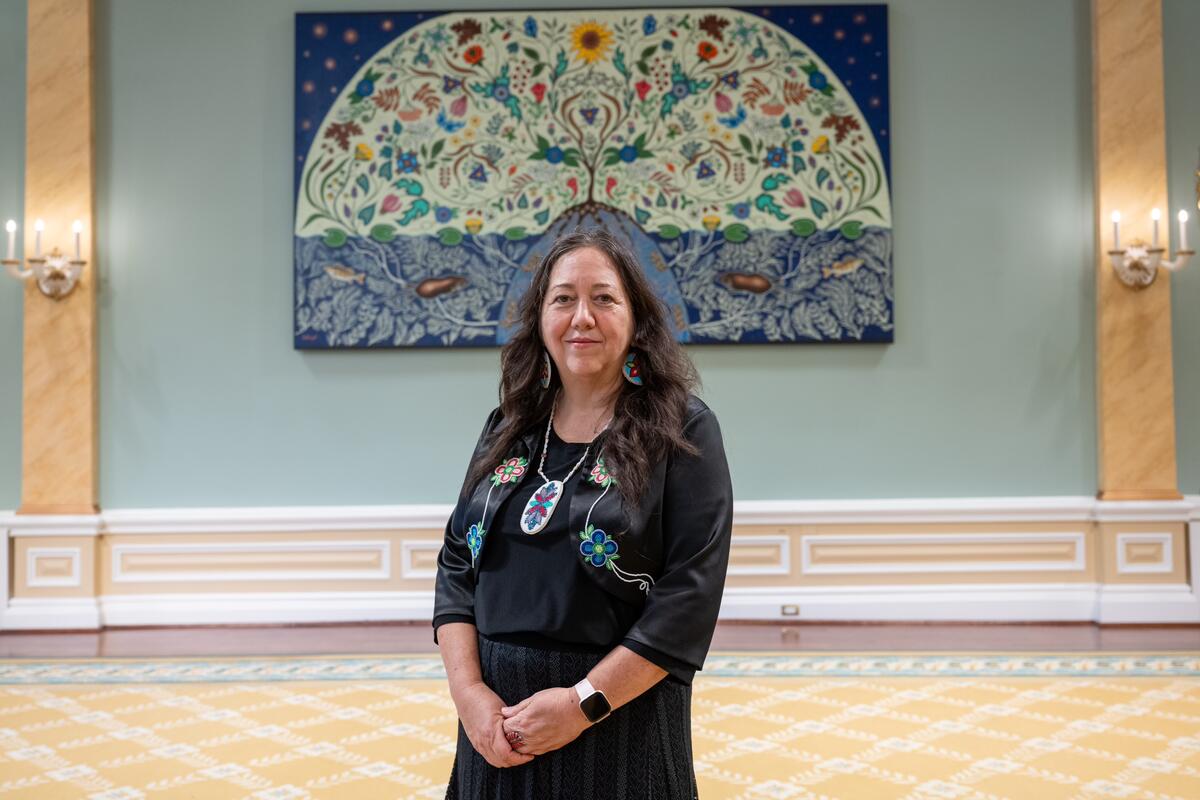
[
  {"x1": 415, "y1": 276, "x2": 469, "y2": 298},
  {"x1": 324, "y1": 265, "x2": 366, "y2": 284},
  {"x1": 822, "y1": 257, "x2": 864, "y2": 279},
  {"x1": 721, "y1": 272, "x2": 772, "y2": 293}
]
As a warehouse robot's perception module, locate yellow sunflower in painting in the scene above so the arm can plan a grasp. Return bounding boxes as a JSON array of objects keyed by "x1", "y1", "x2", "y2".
[{"x1": 571, "y1": 21, "x2": 614, "y2": 64}]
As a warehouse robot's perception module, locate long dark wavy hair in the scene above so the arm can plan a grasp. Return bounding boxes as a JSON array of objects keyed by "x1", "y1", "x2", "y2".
[{"x1": 468, "y1": 229, "x2": 699, "y2": 507}]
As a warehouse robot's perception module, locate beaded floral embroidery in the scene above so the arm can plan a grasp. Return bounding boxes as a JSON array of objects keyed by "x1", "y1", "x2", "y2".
[
  {"x1": 523, "y1": 482, "x2": 561, "y2": 532},
  {"x1": 466, "y1": 523, "x2": 485, "y2": 561},
  {"x1": 587, "y1": 457, "x2": 615, "y2": 487},
  {"x1": 622, "y1": 352, "x2": 643, "y2": 385},
  {"x1": 579, "y1": 474, "x2": 655, "y2": 592},
  {"x1": 491, "y1": 456, "x2": 528, "y2": 487},
  {"x1": 579, "y1": 524, "x2": 619, "y2": 568}
]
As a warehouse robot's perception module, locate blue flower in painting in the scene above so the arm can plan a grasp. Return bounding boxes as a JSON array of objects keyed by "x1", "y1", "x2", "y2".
[
  {"x1": 580, "y1": 527, "x2": 618, "y2": 567},
  {"x1": 491, "y1": 83, "x2": 511, "y2": 103},
  {"x1": 524, "y1": 16, "x2": 538, "y2": 37},
  {"x1": 731, "y1": 202, "x2": 750, "y2": 220},
  {"x1": 545, "y1": 146, "x2": 564, "y2": 164},
  {"x1": 661, "y1": 39, "x2": 674, "y2": 52},
  {"x1": 718, "y1": 71, "x2": 740, "y2": 89},
  {"x1": 618, "y1": 144, "x2": 638, "y2": 163},
  {"x1": 670, "y1": 80, "x2": 690, "y2": 101},
  {"x1": 643, "y1": 15, "x2": 657, "y2": 35},
  {"x1": 397, "y1": 151, "x2": 419, "y2": 173},
  {"x1": 469, "y1": 164, "x2": 488, "y2": 183},
  {"x1": 356, "y1": 79, "x2": 375, "y2": 97},
  {"x1": 435, "y1": 206, "x2": 454, "y2": 223},
  {"x1": 809, "y1": 70, "x2": 828, "y2": 91},
  {"x1": 765, "y1": 147, "x2": 787, "y2": 168},
  {"x1": 696, "y1": 161, "x2": 715, "y2": 180}
]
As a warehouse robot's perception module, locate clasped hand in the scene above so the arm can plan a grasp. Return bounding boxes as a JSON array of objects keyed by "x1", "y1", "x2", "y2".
[
  {"x1": 501, "y1": 687, "x2": 591, "y2": 757},
  {"x1": 456, "y1": 684, "x2": 590, "y2": 767}
]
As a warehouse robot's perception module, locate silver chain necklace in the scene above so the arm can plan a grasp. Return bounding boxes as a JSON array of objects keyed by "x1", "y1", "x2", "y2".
[{"x1": 519, "y1": 396, "x2": 608, "y2": 535}]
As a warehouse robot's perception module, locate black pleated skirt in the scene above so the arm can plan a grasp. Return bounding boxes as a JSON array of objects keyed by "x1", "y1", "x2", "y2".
[{"x1": 446, "y1": 635, "x2": 698, "y2": 799}]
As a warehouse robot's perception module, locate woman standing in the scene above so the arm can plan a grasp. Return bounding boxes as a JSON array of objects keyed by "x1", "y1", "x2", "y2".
[{"x1": 434, "y1": 228, "x2": 733, "y2": 799}]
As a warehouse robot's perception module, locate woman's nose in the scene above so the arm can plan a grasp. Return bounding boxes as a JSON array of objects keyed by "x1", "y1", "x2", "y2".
[{"x1": 572, "y1": 300, "x2": 595, "y2": 328}]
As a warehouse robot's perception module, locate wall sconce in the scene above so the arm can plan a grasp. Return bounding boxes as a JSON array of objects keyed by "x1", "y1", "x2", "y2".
[
  {"x1": 1107, "y1": 208, "x2": 1192, "y2": 288},
  {"x1": 3, "y1": 218, "x2": 88, "y2": 300}
]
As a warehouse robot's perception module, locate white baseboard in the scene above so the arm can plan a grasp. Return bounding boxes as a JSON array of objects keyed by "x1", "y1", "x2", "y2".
[
  {"x1": 3, "y1": 583, "x2": 1191, "y2": 629},
  {"x1": 719, "y1": 584, "x2": 1104, "y2": 622},
  {"x1": 1097, "y1": 584, "x2": 1200, "y2": 623},
  {"x1": 99, "y1": 591, "x2": 435, "y2": 628},
  {"x1": 2, "y1": 597, "x2": 102, "y2": 630},
  {"x1": 720, "y1": 583, "x2": 1200, "y2": 623}
]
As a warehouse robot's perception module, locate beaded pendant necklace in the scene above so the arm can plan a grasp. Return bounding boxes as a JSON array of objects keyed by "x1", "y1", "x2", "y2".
[{"x1": 519, "y1": 397, "x2": 605, "y2": 535}]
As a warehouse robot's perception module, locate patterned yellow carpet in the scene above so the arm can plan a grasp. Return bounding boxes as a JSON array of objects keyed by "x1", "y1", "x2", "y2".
[{"x1": 1, "y1": 654, "x2": 1198, "y2": 799}]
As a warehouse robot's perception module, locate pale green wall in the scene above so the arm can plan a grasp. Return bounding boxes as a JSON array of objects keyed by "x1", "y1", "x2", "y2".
[
  {"x1": 0, "y1": 0, "x2": 25, "y2": 510},
  {"x1": 1166, "y1": 0, "x2": 1200, "y2": 496},
  {"x1": 19, "y1": 0, "x2": 1184, "y2": 509}
]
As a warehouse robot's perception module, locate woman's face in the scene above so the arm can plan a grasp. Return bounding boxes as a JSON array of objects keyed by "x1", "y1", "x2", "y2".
[{"x1": 540, "y1": 246, "x2": 635, "y2": 387}]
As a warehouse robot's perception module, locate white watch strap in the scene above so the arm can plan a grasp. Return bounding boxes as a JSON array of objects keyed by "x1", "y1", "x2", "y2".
[{"x1": 574, "y1": 677, "x2": 596, "y2": 701}]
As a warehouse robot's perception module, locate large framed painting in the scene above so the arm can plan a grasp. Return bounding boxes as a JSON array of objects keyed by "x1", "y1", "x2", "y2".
[{"x1": 294, "y1": 6, "x2": 891, "y2": 347}]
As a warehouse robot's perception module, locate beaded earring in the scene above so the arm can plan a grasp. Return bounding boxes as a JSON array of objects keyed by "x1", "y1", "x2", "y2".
[
  {"x1": 540, "y1": 350, "x2": 552, "y2": 390},
  {"x1": 622, "y1": 351, "x2": 644, "y2": 386}
]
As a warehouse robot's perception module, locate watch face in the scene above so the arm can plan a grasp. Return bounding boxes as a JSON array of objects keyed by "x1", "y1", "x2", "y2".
[{"x1": 580, "y1": 690, "x2": 612, "y2": 722}]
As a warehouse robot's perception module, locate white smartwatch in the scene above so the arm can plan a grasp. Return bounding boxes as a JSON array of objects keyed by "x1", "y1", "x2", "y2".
[{"x1": 573, "y1": 677, "x2": 612, "y2": 723}]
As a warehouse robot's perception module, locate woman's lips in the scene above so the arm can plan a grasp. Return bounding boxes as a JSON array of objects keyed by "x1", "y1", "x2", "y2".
[{"x1": 567, "y1": 339, "x2": 600, "y2": 347}]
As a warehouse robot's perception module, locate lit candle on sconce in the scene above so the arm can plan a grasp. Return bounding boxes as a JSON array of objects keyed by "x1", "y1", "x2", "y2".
[
  {"x1": 34, "y1": 218, "x2": 44, "y2": 258},
  {"x1": 1111, "y1": 210, "x2": 1121, "y2": 250},
  {"x1": 1151, "y1": 208, "x2": 1161, "y2": 248},
  {"x1": 4, "y1": 220, "x2": 14, "y2": 261},
  {"x1": 1181, "y1": 210, "x2": 1190, "y2": 252},
  {"x1": 72, "y1": 220, "x2": 82, "y2": 261}
]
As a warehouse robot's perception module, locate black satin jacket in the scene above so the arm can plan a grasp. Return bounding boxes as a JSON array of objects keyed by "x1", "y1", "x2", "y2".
[{"x1": 433, "y1": 395, "x2": 734, "y2": 673}]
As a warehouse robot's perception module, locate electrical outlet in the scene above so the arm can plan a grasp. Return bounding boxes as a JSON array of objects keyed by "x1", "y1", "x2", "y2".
[{"x1": 781, "y1": 604, "x2": 799, "y2": 617}]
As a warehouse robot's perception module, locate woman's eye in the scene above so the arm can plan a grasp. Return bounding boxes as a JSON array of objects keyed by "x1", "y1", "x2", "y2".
[
  {"x1": 552, "y1": 295, "x2": 572, "y2": 304},
  {"x1": 595, "y1": 294, "x2": 614, "y2": 304}
]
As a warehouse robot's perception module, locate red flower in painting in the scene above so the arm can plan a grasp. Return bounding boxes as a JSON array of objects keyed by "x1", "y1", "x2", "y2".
[
  {"x1": 531, "y1": 83, "x2": 547, "y2": 103},
  {"x1": 464, "y1": 45, "x2": 484, "y2": 66},
  {"x1": 635, "y1": 80, "x2": 651, "y2": 101},
  {"x1": 697, "y1": 41, "x2": 718, "y2": 61}
]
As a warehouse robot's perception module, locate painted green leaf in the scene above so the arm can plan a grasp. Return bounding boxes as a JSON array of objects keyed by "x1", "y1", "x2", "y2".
[
  {"x1": 534, "y1": 208, "x2": 550, "y2": 225},
  {"x1": 438, "y1": 227, "x2": 463, "y2": 246},
  {"x1": 399, "y1": 199, "x2": 430, "y2": 226},
  {"x1": 811, "y1": 198, "x2": 828, "y2": 219},
  {"x1": 657, "y1": 225, "x2": 683, "y2": 240},
  {"x1": 840, "y1": 220, "x2": 864, "y2": 240},
  {"x1": 379, "y1": 162, "x2": 393, "y2": 181},
  {"x1": 370, "y1": 224, "x2": 396, "y2": 243},
  {"x1": 357, "y1": 205, "x2": 376, "y2": 226},
  {"x1": 816, "y1": 167, "x2": 830, "y2": 186},
  {"x1": 323, "y1": 228, "x2": 347, "y2": 248},
  {"x1": 356, "y1": 175, "x2": 370, "y2": 193},
  {"x1": 504, "y1": 226, "x2": 528, "y2": 241},
  {"x1": 791, "y1": 219, "x2": 817, "y2": 237},
  {"x1": 395, "y1": 178, "x2": 423, "y2": 196},
  {"x1": 723, "y1": 223, "x2": 750, "y2": 243}
]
